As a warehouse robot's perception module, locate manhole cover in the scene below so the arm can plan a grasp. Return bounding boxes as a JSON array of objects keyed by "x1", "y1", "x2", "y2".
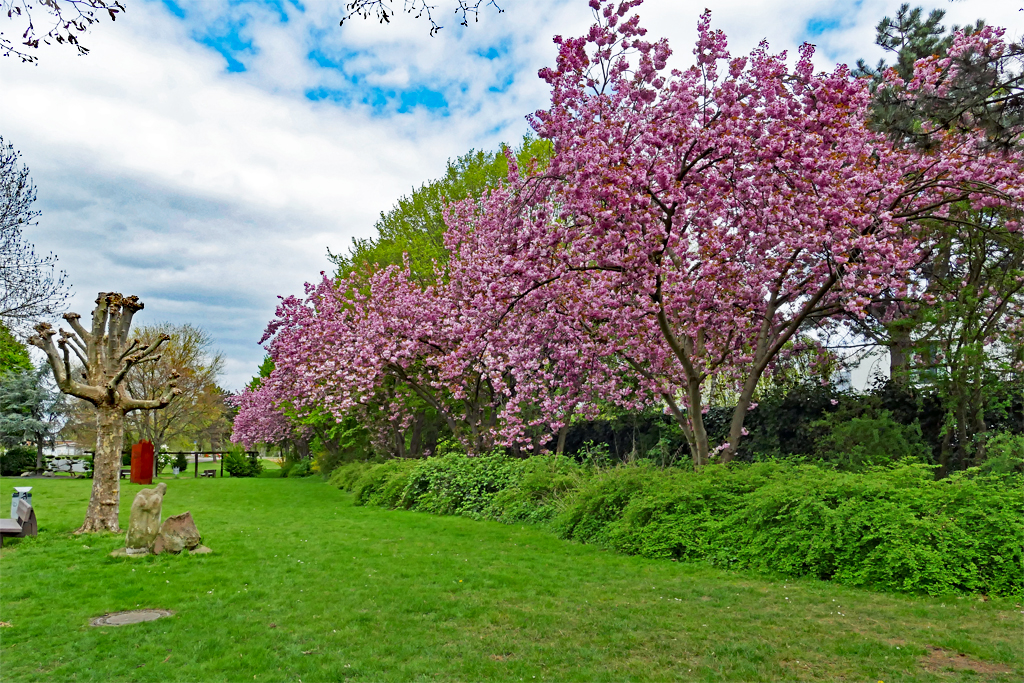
[{"x1": 90, "y1": 609, "x2": 174, "y2": 627}]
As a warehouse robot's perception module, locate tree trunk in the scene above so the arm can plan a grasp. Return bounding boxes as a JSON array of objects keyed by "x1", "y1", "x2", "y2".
[
  {"x1": 555, "y1": 423, "x2": 570, "y2": 456},
  {"x1": 35, "y1": 435, "x2": 44, "y2": 473},
  {"x1": 686, "y1": 382, "x2": 711, "y2": 466},
  {"x1": 723, "y1": 372, "x2": 760, "y2": 463},
  {"x1": 888, "y1": 330, "x2": 913, "y2": 387},
  {"x1": 409, "y1": 412, "x2": 424, "y2": 458},
  {"x1": 79, "y1": 405, "x2": 124, "y2": 533},
  {"x1": 937, "y1": 421, "x2": 953, "y2": 480}
]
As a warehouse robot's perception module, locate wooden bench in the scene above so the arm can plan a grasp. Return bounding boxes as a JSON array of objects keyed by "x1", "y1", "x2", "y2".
[
  {"x1": 119, "y1": 469, "x2": 128, "y2": 479},
  {"x1": 201, "y1": 469, "x2": 216, "y2": 478},
  {"x1": 0, "y1": 500, "x2": 37, "y2": 547}
]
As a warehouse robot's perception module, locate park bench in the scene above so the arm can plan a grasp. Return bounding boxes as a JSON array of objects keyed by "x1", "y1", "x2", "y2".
[
  {"x1": 202, "y1": 470, "x2": 216, "y2": 478},
  {"x1": 0, "y1": 500, "x2": 37, "y2": 547}
]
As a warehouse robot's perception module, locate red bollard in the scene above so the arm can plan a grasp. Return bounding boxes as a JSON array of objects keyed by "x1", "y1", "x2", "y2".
[{"x1": 130, "y1": 441, "x2": 155, "y2": 485}]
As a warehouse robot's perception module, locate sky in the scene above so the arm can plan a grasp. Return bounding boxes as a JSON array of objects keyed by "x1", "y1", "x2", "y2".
[{"x1": 1, "y1": 0, "x2": 1020, "y2": 391}]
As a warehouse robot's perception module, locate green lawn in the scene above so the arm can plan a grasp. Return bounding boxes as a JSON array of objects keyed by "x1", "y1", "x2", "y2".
[{"x1": 1, "y1": 476, "x2": 1020, "y2": 682}]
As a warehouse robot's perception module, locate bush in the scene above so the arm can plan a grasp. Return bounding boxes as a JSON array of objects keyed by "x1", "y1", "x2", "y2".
[
  {"x1": 288, "y1": 460, "x2": 311, "y2": 478},
  {"x1": 0, "y1": 446, "x2": 37, "y2": 475},
  {"x1": 330, "y1": 454, "x2": 1022, "y2": 597},
  {"x1": 810, "y1": 411, "x2": 930, "y2": 470},
  {"x1": 174, "y1": 452, "x2": 189, "y2": 472},
  {"x1": 225, "y1": 450, "x2": 263, "y2": 478},
  {"x1": 978, "y1": 432, "x2": 1024, "y2": 475},
  {"x1": 331, "y1": 452, "x2": 587, "y2": 521},
  {"x1": 328, "y1": 461, "x2": 374, "y2": 490},
  {"x1": 554, "y1": 463, "x2": 1022, "y2": 596}
]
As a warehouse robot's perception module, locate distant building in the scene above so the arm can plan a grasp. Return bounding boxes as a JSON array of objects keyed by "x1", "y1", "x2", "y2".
[{"x1": 43, "y1": 441, "x2": 84, "y2": 457}]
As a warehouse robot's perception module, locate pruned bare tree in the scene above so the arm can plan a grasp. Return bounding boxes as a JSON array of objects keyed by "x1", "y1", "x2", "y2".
[
  {"x1": 341, "y1": 0, "x2": 502, "y2": 36},
  {"x1": 124, "y1": 322, "x2": 229, "y2": 450},
  {"x1": 1, "y1": 0, "x2": 124, "y2": 63},
  {"x1": 28, "y1": 292, "x2": 180, "y2": 533},
  {"x1": 1, "y1": 136, "x2": 69, "y2": 333}
]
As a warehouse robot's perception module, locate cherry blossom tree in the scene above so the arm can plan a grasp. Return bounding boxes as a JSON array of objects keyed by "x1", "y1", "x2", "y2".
[
  {"x1": 236, "y1": 1, "x2": 1021, "y2": 470},
  {"x1": 516, "y1": 0, "x2": 1022, "y2": 465},
  {"x1": 229, "y1": 381, "x2": 293, "y2": 450}
]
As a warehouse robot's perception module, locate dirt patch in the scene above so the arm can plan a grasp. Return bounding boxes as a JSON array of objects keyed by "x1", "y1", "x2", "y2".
[{"x1": 920, "y1": 646, "x2": 1013, "y2": 675}]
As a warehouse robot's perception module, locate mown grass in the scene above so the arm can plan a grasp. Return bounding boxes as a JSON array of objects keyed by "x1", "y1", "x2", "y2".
[{"x1": 0, "y1": 476, "x2": 1021, "y2": 682}]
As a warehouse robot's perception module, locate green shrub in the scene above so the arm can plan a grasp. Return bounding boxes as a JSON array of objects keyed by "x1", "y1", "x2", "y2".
[
  {"x1": 330, "y1": 455, "x2": 1022, "y2": 596},
  {"x1": 349, "y1": 459, "x2": 418, "y2": 507},
  {"x1": 0, "y1": 446, "x2": 37, "y2": 475},
  {"x1": 328, "y1": 461, "x2": 374, "y2": 490},
  {"x1": 401, "y1": 452, "x2": 523, "y2": 517},
  {"x1": 331, "y1": 453, "x2": 588, "y2": 521},
  {"x1": 554, "y1": 463, "x2": 1022, "y2": 596},
  {"x1": 288, "y1": 461, "x2": 311, "y2": 478},
  {"x1": 174, "y1": 452, "x2": 189, "y2": 472},
  {"x1": 810, "y1": 411, "x2": 930, "y2": 470},
  {"x1": 225, "y1": 450, "x2": 263, "y2": 478},
  {"x1": 490, "y1": 455, "x2": 586, "y2": 523},
  {"x1": 978, "y1": 432, "x2": 1024, "y2": 475}
]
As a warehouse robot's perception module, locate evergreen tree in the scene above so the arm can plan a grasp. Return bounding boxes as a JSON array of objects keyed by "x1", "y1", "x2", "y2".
[
  {"x1": 855, "y1": 3, "x2": 1022, "y2": 151},
  {"x1": 0, "y1": 363, "x2": 67, "y2": 472},
  {"x1": 851, "y1": 6, "x2": 1024, "y2": 472}
]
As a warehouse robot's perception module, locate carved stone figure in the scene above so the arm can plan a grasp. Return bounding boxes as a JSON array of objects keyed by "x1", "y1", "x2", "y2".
[{"x1": 124, "y1": 483, "x2": 166, "y2": 555}]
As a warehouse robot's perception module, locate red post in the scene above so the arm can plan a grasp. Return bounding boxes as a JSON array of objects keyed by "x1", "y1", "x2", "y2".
[{"x1": 130, "y1": 441, "x2": 155, "y2": 485}]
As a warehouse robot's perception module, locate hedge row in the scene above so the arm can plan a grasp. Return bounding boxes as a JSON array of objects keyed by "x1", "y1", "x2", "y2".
[{"x1": 329, "y1": 455, "x2": 1023, "y2": 597}]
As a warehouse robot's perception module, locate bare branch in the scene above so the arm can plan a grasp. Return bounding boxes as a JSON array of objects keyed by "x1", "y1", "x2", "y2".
[
  {"x1": 120, "y1": 370, "x2": 181, "y2": 412},
  {"x1": 341, "y1": 1, "x2": 502, "y2": 36},
  {"x1": 61, "y1": 312, "x2": 90, "y2": 345},
  {"x1": 1, "y1": 0, "x2": 125, "y2": 64}
]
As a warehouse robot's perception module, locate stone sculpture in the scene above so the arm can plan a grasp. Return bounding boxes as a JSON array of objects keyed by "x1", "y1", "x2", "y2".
[
  {"x1": 152, "y1": 512, "x2": 202, "y2": 554},
  {"x1": 125, "y1": 483, "x2": 166, "y2": 555},
  {"x1": 111, "y1": 485, "x2": 210, "y2": 557}
]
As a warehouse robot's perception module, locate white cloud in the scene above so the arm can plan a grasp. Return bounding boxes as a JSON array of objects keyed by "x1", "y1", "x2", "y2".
[{"x1": 1, "y1": 0, "x2": 1017, "y2": 389}]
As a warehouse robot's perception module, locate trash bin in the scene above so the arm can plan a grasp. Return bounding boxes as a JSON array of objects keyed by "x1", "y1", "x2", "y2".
[
  {"x1": 10, "y1": 487, "x2": 31, "y2": 518},
  {"x1": 130, "y1": 441, "x2": 155, "y2": 485}
]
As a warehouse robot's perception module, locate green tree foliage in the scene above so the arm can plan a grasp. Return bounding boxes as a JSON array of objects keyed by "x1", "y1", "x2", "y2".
[
  {"x1": 247, "y1": 355, "x2": 275, "y2": 391},
  {"x1": 855, "y1": 4, "x2": 962, "y2": 82},
  {"x1": 0, "y1": 322, "x2": 31, "y2": 374},
  {"x1": 0, "y1": 364, "x2": 67, "y2": 471},
  {"x1": 329, "y1": 136, "x2": 552, "y2": 284}
]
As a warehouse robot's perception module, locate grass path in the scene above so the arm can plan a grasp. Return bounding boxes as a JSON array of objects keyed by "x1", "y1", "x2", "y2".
[{"x1": 0, "y1": 476, "x2": 1020, "y2": 682}]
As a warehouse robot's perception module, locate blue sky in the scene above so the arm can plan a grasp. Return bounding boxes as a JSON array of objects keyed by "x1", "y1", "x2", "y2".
[{"x1": 1, "y1": 0, "x2": 1019, "y2": 390}]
